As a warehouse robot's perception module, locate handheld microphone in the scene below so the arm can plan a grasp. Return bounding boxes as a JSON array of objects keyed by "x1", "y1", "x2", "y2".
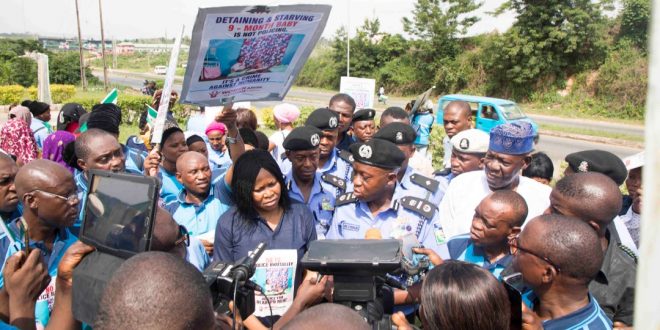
[{"x1": 231, "y1": 242, "x2": 267, "y2": 286}]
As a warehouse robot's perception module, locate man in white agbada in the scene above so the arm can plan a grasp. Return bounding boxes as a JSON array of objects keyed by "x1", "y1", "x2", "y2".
[{"x1": 438, "y1": 121, "x2": 551, "y2": 240}]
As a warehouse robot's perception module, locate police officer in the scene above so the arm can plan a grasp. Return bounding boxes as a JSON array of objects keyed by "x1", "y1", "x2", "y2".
[
  {"x1": 351, "y1": 109, "x2": 376, "y2": 143},
  {"x1": 305, "y1": 108, "x2": 353, "y2": 197},
  {"x1": 283, "y1": 126, "x2": 336, "y2": 239},
  {"x1": 373, "y1": 122, "x2": 446, "y2": 205},
  {"x1": 326, "y1": 138, "x2": 444, "y2": 252}
]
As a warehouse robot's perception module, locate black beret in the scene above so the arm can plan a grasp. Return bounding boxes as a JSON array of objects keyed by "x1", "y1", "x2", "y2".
[
  {"x1": 373, "y1": 122, "x2": 416, "y2": 145},
  {"x1": 305, "y1": 108, "x2": 339, "y2": 131},
  {"x1": 565, "y1": 150, "x2": 628, "y2": 185},
  {"x1": 350, "y1": 139, "x2": 405, "y2": 169},
  {"x1": 283, "y1": 126, "x2": 322, "y2": 151},
  {"x1": 352, "y1": 109, "x2": 376, "y2": 123},
  {"x1": 186, "y1": 134, "x2": 205, "y2": 146},
  {"x1": 23, "y1": 100, "x2": 50, "y2": 116}
]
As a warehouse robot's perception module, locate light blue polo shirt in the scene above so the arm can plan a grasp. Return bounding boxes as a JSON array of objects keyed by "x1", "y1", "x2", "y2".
[
  {"x1": 186, "y1": 236, "x2": 211, "y2": 271},
  {"x1": 285, "y1": 171, "x2": 335, "y2": 239},
  {"x1": 207, "y1": 146, "x2": 232, "y2": 170},
  {"x1": 158, "y1": 167, "x2": 184, "y2": 205},
  {"x1": 164, "y1": 177, "x2": 233, "y2": 237},
  {"x1": 0, "y1": 219, "x2": 78, "y2": 327},
  {"x1": 446, "y1": 234, "x2": 512, "y2": 279},
  {"x1": 523, "y1": 292, "x2": 612, "y2": 330}
]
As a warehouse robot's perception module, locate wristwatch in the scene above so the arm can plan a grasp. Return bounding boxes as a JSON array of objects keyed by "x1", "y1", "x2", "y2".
[{"x1": 225, "y1": 135, "x2": 238, "y2": 145}]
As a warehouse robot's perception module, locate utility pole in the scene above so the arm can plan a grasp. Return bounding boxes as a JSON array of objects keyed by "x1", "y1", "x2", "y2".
[
  {"x1": 74, "y1": 0, "x2": 87, "y2": 90},
  {"x1": 346, "y1": 0, "x2": 350, "y2": 77},
  {"x1": 98, "y1": 0, "x2": 109, "y2": 91}
]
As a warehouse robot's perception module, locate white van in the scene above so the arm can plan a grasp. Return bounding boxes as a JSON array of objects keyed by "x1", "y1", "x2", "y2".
[{"x1": 154, "y1": 65, "x2": 167, "y2": 75}]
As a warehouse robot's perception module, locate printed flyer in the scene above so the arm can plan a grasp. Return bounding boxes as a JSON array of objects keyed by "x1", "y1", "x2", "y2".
[{"x1": 250, "y1": 249, "x2": 298, "y2": 317}]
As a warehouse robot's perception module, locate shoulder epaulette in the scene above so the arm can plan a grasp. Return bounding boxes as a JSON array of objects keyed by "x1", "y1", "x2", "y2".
[
  {"x1": 335, "y1": 192, "x2": 358, "y2": 206},
  {"x1": 321, "y1": 173, "x2": 347, "y2": 192},
  {"x1": 399, "y1": 196, "x2": 436, "y2": 219},
  {"x1": 409, "y1": 173, "x2": 440, "y2": 193},
  {"x1": 617, "y1": 243, "x2": 638, "y2": 264},
  {"x1": 338, "y1": 150, "x2": 354, "y2": 163}
]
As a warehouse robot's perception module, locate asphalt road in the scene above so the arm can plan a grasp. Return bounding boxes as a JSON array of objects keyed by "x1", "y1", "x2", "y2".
[{"x1": 98, "y1": 70, "x2": 643, "y2": 177}]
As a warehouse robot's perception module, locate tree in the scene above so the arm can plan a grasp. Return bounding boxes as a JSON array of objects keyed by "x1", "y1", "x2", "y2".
[
  {"x1": 488, "y1": 0, "x2": 611, "y2": 98},
  {"x1": 618, "y1": 0, "x2": 651, "y2": 51},
  {"x1": 10, "y1": 57, "x2": 37, "y2": 87}
]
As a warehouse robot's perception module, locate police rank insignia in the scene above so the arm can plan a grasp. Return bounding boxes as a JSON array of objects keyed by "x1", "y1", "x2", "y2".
[
  {"x1": 409, "y1": 174, "x2": 440, "y2": 193},
  {"x1": 400, "y1": 196, "x2": 436, "y2": 219}
]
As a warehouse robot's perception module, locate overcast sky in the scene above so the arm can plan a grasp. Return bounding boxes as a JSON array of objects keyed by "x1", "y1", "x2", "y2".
[{"x1": 1, "y1": 0, "x2": 515, "y2": 40}]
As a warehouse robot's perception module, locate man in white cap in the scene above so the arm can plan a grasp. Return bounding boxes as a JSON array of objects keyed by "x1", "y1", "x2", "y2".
[
  {"x1": 269, "y1": 103, "x2": 301, "y2": 173},
  {"x1": 617, "y1": 151, "x2": 643, "y2": 250},
  {"x1": 438, "y1": 128, "x2": 489, "y2": 183}
]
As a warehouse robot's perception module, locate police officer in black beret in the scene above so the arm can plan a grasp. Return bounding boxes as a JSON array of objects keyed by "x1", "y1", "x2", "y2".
[
  {"x1": 305, "y1": 108, "x2": 354, "y2": 197},
  {"x1": 374, "y1": 123, "x2": 445, "y2": 205},
  {"x1": 282, "y1": 125, "x2": 336, "y2": 238},
  {"x1": 351, "y1": 109, "x2": 376, "y2": 144},
  {"x1": 564, "y1": 150, "x2": 628, "y2": 186}
]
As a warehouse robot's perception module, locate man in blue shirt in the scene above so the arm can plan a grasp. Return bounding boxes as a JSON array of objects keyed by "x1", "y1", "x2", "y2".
[
  {"x1": 0, "y1": 160, "x2": 80, "y2": 328},
  {"x1": 512, "y1": 215, "x2": 612, "y2": 330},
  {"x1": 282, "y1": 126, "x2": 336, "y2": 239},
  {"x1": 24, "y1": 100, "x2": 53, "y2": 150},
  {"x1": 410, "y1": 101, "x2": 434, "y2": 160},
  {"x1": 164, "y1": 151, "x2": 233, "y2": 254},
  {"x1": 328, "y1": 93, "x2": 357, "y2": 151},
  {"x1": 304, "y1": 108, "x2": 353, "y2": 197}
]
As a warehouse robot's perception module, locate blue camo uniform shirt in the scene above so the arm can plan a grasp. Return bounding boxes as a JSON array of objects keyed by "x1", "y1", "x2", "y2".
[
  {"x1": 394, "y1": 166, "x2": 445, "y2": 206},
  {"x1": 285, "y1": 171, "x2": 335, "y2": 239},
  {"x1": 158, "y1": 167, "x2": 184, "y2": 205},
  {"x1": 0, "y1": 219, "x2": 78, "y2": 327},
  {"x1": 446, "y1": 234, "x2": 512, "y2": 279},
  {"x1": 164, "y1": 177, "x2": 233, "y2": 237},
  {"x1": 523, "y1": 292, "x2": 613, "y2": 330},
  {"x1": 213, "y1": 202, "x2": 317, "y2": 264},
  {"x1": 318, "y1": 148, "x2": 354, "y2": 197},
  {"x1": 326, "y1": 193, "x2": 444, "y2": 251},
  {"x1": 123, "y1": 144, "x2": 148, "y2": 175}
]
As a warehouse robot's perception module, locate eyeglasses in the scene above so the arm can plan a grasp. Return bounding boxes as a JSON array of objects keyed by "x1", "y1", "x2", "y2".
[
  {"x1": 509, "y1": 236, "x2": 561, "y2": 272},
  {"x1": 30, "y1": 189, "x2": 79, "y2": 204},
  {"x1": 174, "y1": 225, "x2": 190, "y2": 248}
]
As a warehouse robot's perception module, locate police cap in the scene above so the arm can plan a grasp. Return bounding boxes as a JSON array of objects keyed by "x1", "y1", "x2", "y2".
[
  {"x1": 565, "y1": 150, "x2": 628, "y2": 185},
  {"x1": 350, "y1": 138, "x2": 405, "y2": 169},
  {"x1": 352, "y1": 109, "x2": 376, "y2": 123},
  {"x1": 373, "y1": 122, "x2": 416, "y2": 145},
  {"x1": 305, "y1": 108, "x2": 339, "y2": 131},
  {"x1": 283, "y1": 125, "x2": 322, "y2": 151}
]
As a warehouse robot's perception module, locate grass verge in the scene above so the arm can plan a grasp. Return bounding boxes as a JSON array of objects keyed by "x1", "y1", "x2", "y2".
[{"x1": 538, "y1": 123, "x2": 644, "y2": 143}]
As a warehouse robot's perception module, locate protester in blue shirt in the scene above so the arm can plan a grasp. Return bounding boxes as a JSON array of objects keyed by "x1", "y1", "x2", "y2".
[
  {"x1": 410, "y1": 100, "x2": 435, "y2": 160},
  {"x1": 186, "y1": 134, "x2": 228, "y2": 183},
  {"x1": 23, "y1": 100, "x2": 53, "y2": 151},
  {"x1": 0, "y1": 160, "x2": 80, "y2": 328},
  {"x1": 205, "y1": 121, "x2": 232, "y2": 170},
  {"x1": 282, "y1": 126, "x2": 336, "y2": 239},
  {"x1": 511, "y1": 215, "x2": 612, "y2": 330},
  {"x1": 155, "y1": 127, "x2": 189, "y2": 204}
]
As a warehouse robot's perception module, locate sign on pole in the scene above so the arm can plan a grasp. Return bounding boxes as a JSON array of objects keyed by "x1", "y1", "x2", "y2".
[
  {"x1": 151, "y1": 25, "x2": 185, "y2": 144},
  {"x1": 340, "y1": 76, "x2": 375, "y2": 110},
  {"x1": 181, "y1": 5, "x2": 331, "y2": 106}
]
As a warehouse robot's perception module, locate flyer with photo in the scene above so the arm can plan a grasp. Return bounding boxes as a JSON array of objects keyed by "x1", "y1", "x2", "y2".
[{"x1": 250, "y1": 249, "x2": 298, "y2": 317}]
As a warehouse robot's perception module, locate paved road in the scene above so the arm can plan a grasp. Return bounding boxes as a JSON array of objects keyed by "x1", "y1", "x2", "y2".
[{"x1": 98, "y1": 70, "x2": 643, "y2": 177}]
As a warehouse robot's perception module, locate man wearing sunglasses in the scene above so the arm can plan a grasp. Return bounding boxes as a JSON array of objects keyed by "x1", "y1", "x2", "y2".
[
  {"x1": 512, "y1": 214, "x2": 611, "y2": 329},
  {"x1": 0, "y1": 159, "x2": 80, "y2": 327}
]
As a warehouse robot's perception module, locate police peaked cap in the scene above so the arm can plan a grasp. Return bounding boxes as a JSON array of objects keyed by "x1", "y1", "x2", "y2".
[
  {"x1": 565, "y1": 150, "x2": 628, "y2": 185},
  {"x1": 283, "y1": 125, "x2": 322, "y2": 151},
  {"x1": 305, "y1": 108, "x2": 339, "y2": 131},
  {"x1": 350, "y1": 138, "x2": 405, "y2": 169},
  {"x1": 373, "y1": 122, "x2": 416, "y2": 145}
]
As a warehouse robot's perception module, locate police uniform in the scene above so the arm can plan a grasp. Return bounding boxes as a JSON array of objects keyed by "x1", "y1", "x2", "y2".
[
  {"x1": 433, "y1": 129, "x2": 489, "y2": 185},
  {"x1": 305, "y1": 108, "x2": 354, "y2": 197},
  {"x1": 326, "y1": 139, "x2": 446, "y2": 252},
  {"x1": 374, "y1": 122, "x2": 445, "y2": 205},
  {"x1": 282, "y1": 126, "x2": 336, "y2": 239},
  {"x1": 352, "y1": 109, "x2": 376, "y2": 124}
]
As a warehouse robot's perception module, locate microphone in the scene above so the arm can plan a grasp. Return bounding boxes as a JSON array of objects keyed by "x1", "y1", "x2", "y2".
[
  {"x1": 365, "y1": 228, "x2": 382, "y2": 240},
  {"x1": 231, "y1": 242, "x2": 267, "y2": 286}
]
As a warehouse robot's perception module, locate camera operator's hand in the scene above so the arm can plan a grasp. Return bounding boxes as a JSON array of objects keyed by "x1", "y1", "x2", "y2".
[
  {"x1": 412, "y1": 247, "x2": 444, "y2": 266},
  {"x1": 56, "y1": 241, "x2": 95, "y2": 289},
  {"x1": 3, "y1": 249, "x2": 50, "y2": 329},
  {"x1": 392, "y1": 311, "x2": 413, "y2": 330},
  {"x1": 144, "y1": 147, "x2": 161, "y2": 177},
  {"x1": 294, "y1": 275, "x2": 328, "y2": 309},
  {"x1": 521, "y1": 303, "x2": 543, "y2": 330},
  {"x1": 216, "y1": 301, "x2": 243, "y2": 330}
]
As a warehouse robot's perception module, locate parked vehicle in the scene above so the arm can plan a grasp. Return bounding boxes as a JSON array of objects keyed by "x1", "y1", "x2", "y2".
[
  {"x1": 154, "y1": 65, "x2": 167, "y2": 75},
  {"x1": 436, "y1": 94, "x2": 539, "y2": 142}
]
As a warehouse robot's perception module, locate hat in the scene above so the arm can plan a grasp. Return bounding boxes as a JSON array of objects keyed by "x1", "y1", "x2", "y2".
[
  {"x1": 57, "y1": 103, "x2": 87, "y2": 130},
  {"x1": 565, "y1": 150, "x2": 628, "y2": 185},
  {"x1": 350, "y1": 139, "x2": 405, "y2": 170},
  {"x1": 622, "y1": 151, "x2": 644, "y2": 170},
  {"x1": 22, "y1": 100, "x2": 50, "y2": 117},
  {"x1": 373, "y1": 122, "x2": 416, "y2": 145},
  {"x1": 489, "y1": 122, "x2": 535, "y2": 155},
  {"x1": 352, "y1": 109, "x2": 376, "y2": 123},
  {"x1": 283, "y1": 126, "x2": 322, "y2": 151},
  {"x1": 305, "y1": 108, "x2": 339, "y2": 131},
  {"x1": 91, "y1": 103, "x2": 122, "y2": 123},
  {"x1": 86, "y1": 108, "x2": 121, "y2": 135},
  {"x1": 451, "y1": 129, "x2": 489, "y2": 154},
  {"x1": 186, "y1": 134, "x2": 205, "y2": 146},
  {"x1": 205, "y1": 121, "x2": 227, "y2": 136},
  {"x1": 273, "y1": 103, "x2": 301, "y2": 124}
]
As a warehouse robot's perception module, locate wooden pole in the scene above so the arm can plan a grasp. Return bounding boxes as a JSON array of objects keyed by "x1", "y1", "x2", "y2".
[
  {"x1": 75, "y1": 0, "x2": 86, "y2": 91},
  {"x1": 98, "y1": 0, "x2": 109, "y2": 92},
  {"x1": 634, "y1": 0, "x2": 660, "y2": 327}
]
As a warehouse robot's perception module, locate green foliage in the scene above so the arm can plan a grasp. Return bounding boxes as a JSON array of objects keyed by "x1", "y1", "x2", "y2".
[
  {"x1": 49, "y1": 52, "x2": 98, "y2": 85},
  {"x1": 618, "y1": 0, "x2": 651, "y2": 51},
  {"x1": 10, "y1": 57, "x2": 37, "y2": 87},
  {"x1": 429, "y1": 125, "x2": 446, "y2": 169},
  {"x1": 0, "y1": 85, "x2": 26, "y2": 105},
  {"x1": 259, "y1": 105, "x2": 316, "y2": 130},
  {"x1": 50, "y1": 84, "x2": 76, "y2": 103},
  {"x1": 63, "y1": 94, "x2": 153, "y2": 124}
]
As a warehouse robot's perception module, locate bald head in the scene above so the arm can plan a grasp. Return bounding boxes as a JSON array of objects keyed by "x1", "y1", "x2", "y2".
[
  {"x1": 524, "y1": 215, "x2": 603, "y2": 284},
  {"x1": 15, "y1": 159, "x2": 73, "y2": 198},
  {"x1": 150, "y1": 206, "x2": 180, "y2": 252},
  {"x1": 488, "y1": 190, "x2": 528, "y2": 227},
  {"x1": 552, "y1": 172, "x2": 622, "y2": 230},
  {"x1": 443, "y1": 101, "x2": 472, "y2": 138},
  {"x1": 176, "y1": 151, "x2": 209, "y2": 172},
  {"x1": 95, "y1": 252, "x2": 214, "y2": 330},
  {"x1": 445, "y1": 101, "x2": 471, "y2": 117},
  {"x1": 282, "y1": 303, "x2": 369, "y2": 330}
]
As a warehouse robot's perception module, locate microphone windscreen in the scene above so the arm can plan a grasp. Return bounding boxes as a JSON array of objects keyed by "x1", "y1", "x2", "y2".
[{"x1": 365, "y1": 228, "x2": 382, "y2": 240}]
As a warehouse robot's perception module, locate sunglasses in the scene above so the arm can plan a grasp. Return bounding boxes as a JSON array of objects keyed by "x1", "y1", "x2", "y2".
[{"x1": 509, "y1": 235, "x2": 561, "y2": 272}]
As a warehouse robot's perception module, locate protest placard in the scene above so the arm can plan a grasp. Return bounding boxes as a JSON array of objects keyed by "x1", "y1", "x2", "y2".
[
  {"x1": 181, "y1": 5, "x2": 331, "y2": 106},
  {"x1": 340, "y1": 76, "x2": 376, "y2": 109},
  {"x1": 250, "y1": 249, "x2": 297, "y2": 317}
]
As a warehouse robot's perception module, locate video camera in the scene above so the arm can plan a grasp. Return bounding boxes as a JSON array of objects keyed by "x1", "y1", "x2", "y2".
[
  {"x1": 202, "y1": 242, "x2": 267, "y2": 320},
  {"x1": 72, "y1": 170, "x2": 161, "y2": 324},
  {"x1": 301, "y1": 238, "x2": 431, "y2": 330}
]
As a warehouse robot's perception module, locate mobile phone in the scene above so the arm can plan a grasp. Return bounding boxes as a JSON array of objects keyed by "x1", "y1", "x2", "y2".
[
  {"x1": 19, "y1": 218, "x2": 30, "y2": 255},
  {"x1": 502, "y1": 272, "x2": 524, "y2": 330}
]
